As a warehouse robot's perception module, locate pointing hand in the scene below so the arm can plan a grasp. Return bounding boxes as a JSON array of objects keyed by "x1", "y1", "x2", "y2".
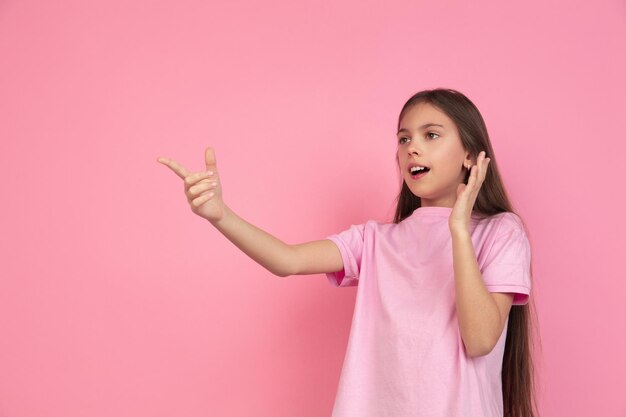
[{"x1": 157, "y1": 147, "x2": 225, "y2": 223}]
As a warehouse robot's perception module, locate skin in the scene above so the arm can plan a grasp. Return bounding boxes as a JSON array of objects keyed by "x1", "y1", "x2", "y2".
[
  {"x1": 156, "y1": 147, "x2": 225, "y2": 223},
  {"x1": 157, "y1": 119, "x2": 513, "y2": 356},
  {"x1": 397, "y1": 101, "x2": 476, "y2": 212},
  {"x1": 397, "y1": 102, "x2": 514, "y2": 357}
]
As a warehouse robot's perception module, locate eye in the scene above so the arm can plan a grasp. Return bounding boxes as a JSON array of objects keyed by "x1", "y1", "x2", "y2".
[{"x1": 398, "y1": 132, "x2": 440, "y2": 145}]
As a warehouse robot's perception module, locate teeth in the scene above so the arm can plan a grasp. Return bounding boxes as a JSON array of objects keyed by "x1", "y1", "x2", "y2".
[{"x1": 410, "y1": 166, "x2": 428, "y2": 173}]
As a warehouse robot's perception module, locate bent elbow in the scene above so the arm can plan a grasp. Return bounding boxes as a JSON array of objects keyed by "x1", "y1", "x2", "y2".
[
  {"x1": 465, "y1": 338, "x2": 496, "y2": 358},
  {"x1": 467, "y1": 346, "x2": 492, "y2": 358}
]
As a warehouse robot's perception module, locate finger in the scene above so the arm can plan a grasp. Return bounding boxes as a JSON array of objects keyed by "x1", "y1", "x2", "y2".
[
  {"x1": 184, "y1": 170, "x2": 215, "y2": 188},
  {"x1": 184, "y1": 178, "x2": 214, "y2": 200},
  {"x1": 466, "y1": 164, "x2": 480, "y2": 195},
  {"x1": 157, "y1": 156, "x2": 190, "y2": 179},
  {"x1": 478, "y1": 153, "x2": 490, "y2": 180},
  {"x1": 473, "y1": 151, "x2": 486, "y2": 178},
  {"x1": 188, "y1": 181, "x2": 217, "y2": 197},
  {"x1": 205, "y1": 147, "x2": 217, "y2": 172},
  {"x1": 471, "y1": 156, "x2": 489, "y2": 199},
  {"x1": 481, "y1": 158, "x2": 490, "y2": 181},
  {"x1": 461, "y1": 167, "x2": 479, "y2": 205},
  {"x1": 192, "y1": 192, "x2": 214, "y2": 208}
]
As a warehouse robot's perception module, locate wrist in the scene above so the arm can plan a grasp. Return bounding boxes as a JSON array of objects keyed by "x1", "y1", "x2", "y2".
[
  {"x1": 450, "y1": 226, "x2": 471, "y2": 239},
  {"x1": 209, "y1": 204, "x2": 231, "y2": 228}
]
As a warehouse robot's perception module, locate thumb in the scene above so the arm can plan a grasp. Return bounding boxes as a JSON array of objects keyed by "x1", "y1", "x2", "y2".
[
  {"x1": 456, "y1": 183, "x2": 466, "y2": 198},
  {"x1": 205, "y1": 147, "x2": 217, "y2": 171}
]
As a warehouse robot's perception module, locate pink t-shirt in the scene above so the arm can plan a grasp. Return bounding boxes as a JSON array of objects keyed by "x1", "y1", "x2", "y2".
[{"x1": 325, "y1": 206, "x2": 531, "y2": 417}]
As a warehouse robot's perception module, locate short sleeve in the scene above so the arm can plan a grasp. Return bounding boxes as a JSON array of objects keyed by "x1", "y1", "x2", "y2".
[
  {"x1": 325, "y1": 223, "x2": 366, "y2": 287},
  {"x1": 481, "y1": 217, "x2": 532, "y2": 305}
]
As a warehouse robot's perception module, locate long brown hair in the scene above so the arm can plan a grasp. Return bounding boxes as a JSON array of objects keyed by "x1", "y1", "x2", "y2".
[{"x1": 392, "y1": 88, "x2": 542, "y2": 417}]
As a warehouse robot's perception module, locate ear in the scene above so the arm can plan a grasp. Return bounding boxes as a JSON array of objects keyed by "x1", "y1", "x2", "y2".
[{"x1": 464, "y1": 152, "x2": 474, "y2": 167}]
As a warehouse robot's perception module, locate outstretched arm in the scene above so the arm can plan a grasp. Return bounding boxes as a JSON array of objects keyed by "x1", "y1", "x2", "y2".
[
  {"x1": 211, "y1": 205, "x2": 343, "y2": 277},
  {"x1": 158, "y1": 147, "x2": 342, "y2": 278}
]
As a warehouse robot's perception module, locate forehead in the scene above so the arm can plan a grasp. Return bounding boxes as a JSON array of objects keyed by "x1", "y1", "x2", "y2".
[{"x1": 398, "y1": 102, "x2": 454, "y2": 132}]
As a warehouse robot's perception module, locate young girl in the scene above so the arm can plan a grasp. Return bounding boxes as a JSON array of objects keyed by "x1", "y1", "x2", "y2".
[{"x1": 157, "y1": 88, "x2": 539, "y2": 417}]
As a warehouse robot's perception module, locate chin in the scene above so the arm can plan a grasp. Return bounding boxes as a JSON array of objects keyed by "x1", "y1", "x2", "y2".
[{"x1": 407, "y1": 186, "x2": 424, "y2": 198}]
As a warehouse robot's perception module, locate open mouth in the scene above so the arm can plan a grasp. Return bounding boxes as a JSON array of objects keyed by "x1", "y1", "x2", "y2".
[{"x1": 409, "y1": 166, "x2": 430, "y2": 179}]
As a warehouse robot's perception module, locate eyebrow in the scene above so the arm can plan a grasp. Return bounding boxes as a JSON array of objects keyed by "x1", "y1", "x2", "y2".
[{"x1": 397, "y1": 123, "x2": 445, "y2": 135}]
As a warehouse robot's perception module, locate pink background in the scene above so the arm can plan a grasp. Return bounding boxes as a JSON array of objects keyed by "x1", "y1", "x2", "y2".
[{"x1": 1, "y1": 0, "x2": 625, "y2": 416}]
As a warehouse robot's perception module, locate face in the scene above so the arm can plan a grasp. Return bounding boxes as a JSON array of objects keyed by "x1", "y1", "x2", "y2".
[{"x1": 396, "y1": 102, "x2": 474, "y2": 208}]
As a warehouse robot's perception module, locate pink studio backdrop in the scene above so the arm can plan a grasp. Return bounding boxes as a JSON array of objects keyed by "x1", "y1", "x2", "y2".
[{"x1": 1, "y1": 0, "x2": 625, "y2": 416}]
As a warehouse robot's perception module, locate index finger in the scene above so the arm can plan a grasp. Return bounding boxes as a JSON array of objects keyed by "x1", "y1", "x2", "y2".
[{"x1": 156, "y1": 156, "x2": 190, "y2": 180}]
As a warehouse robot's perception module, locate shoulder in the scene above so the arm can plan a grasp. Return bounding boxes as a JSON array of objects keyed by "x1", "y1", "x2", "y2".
[
  {"x1": 331, "y1": 218, "x2": 381, "y2": 239},
  {"x1": 353, "y1": 218, "x2": 394, "y2": 230},
  {"x1": 479, "y1": 211, "x2": 526, "y2": 235},
  {"x1": 345, "y1": 218, "x2": 402, "y2": 239},
  {"x1": 496, "y1": 212, "x2": 527, "y2": 236}
]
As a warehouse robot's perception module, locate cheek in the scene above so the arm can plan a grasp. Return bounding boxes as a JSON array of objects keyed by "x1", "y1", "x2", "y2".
[{"x1": 397, "y1": 155, "x2": 406, "y2": 170}]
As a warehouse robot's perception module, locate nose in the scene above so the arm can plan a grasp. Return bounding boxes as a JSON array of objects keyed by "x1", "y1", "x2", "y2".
[{"x1": 407, "y1": 138, "x2": 422, "y2": 156}]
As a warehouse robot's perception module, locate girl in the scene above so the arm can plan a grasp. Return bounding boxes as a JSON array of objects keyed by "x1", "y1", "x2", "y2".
[{"x1": 157, "y1": 88, "x2": 540, "y2": 417}]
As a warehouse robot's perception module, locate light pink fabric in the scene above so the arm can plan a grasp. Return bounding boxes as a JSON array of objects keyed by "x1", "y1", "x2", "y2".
[{"x1": 325, "y1": 206, "x2": 531, "y2": 417}]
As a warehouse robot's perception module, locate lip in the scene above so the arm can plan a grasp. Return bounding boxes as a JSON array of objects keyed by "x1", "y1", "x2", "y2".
[
  {"x1": 409, "y1": 169, "x2": 429, "y2": 180},
  {"x1": 407, "y1": 162, "x2": 430, "y2": 180},
  {"x1": 407, "y1": 162, "x2": 429, "y2": 173}
]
